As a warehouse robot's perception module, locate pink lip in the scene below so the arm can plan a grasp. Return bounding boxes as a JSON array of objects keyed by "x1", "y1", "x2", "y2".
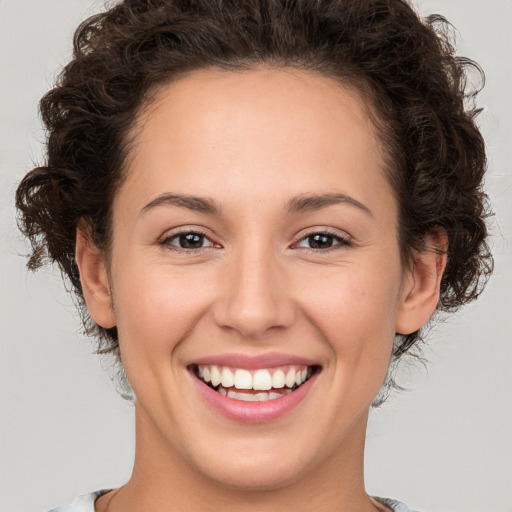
[
  {"x1": 190, "y1": 352, "x2": 318, "y2": 369},
  {"x1": 189, "y1": 368, "x2": 319, "y2": 424}
]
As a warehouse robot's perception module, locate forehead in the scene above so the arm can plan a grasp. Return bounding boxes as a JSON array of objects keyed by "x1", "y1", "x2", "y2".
[
  {"x1": 133, "y1": 66, "x2": 379, "y2": 158},
  {"x1": 118, "y1": 67, "x2": 394, "y2": 220}
]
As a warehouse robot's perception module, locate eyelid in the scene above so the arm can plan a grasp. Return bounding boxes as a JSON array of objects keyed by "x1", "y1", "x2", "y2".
[
  {"x1": 159, "y1": 227, "x2": 221, "y2": 251},
  {"x1": 157, "y1": 226, "x2": 351, "y2": 253},
  {"x1": 292, "y1": 228, "x2": 352, "y2": 251}
]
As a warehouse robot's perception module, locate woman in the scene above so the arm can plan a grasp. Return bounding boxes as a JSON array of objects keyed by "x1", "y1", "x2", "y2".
[{"x1": 15, "y1": 0, "x2": 492, "y2": 511}]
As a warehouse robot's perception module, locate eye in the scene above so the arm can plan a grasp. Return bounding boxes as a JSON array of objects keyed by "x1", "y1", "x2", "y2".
[
  {"x1": 161, "y1": 230, "x2": 217, "y2": 250},
  {"x1": 294, "y1": 231, "x2": 351, "y2": 250}
]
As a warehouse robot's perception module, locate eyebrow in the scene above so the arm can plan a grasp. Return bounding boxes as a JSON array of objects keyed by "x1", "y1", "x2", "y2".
[
  {"x1": 286, "y1": 193, "x2": 373, "y2": 217},
  {"x1": 139, "y1": 191, "x2": 372, "y2": 217},
  {"x1": 140, "y1": 193, "x2": 222, "y2": 216}
]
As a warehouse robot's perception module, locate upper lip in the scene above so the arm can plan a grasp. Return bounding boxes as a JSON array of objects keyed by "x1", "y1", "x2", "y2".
[{"x1": 189, "y1": 352, "x2": 320, "y2": 369}]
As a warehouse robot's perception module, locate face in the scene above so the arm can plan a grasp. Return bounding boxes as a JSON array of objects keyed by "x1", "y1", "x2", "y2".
[{"x1": 91, "y1": 68, "x2": 413, "y2": 490}]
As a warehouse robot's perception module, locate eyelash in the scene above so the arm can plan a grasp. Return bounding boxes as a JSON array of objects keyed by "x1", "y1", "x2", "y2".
[
  {"x1": 293, "y1": 230, "x2": 352, "y2": 252},
  {"x1": 159, "y1": 229, "x2": 351, "y2": 253},
  {"x1": 159, "y1": 229, "x2": 216, "y2": 252}
]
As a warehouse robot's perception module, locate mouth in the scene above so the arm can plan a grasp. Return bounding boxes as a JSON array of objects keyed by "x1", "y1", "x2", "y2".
[{"x1": 190, "y1": 363, "x2": 321, "y2": 402}]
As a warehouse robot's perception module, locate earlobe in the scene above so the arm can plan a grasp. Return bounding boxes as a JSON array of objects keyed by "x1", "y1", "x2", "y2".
[
  {"x1": 395, "y1": 231, "x2": 448, "y2": 335},
  {"x1": 75, "y1": 228, "x2": 116, "y2": 329}
]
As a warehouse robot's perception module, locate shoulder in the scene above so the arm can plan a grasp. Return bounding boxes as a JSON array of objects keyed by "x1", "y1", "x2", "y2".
[
  {"x1": 373, "y1": 496, "x2": 422, "y2": 512},
  {"x1": 47, "y1": 490, "x2": 111, "y2": 512}
]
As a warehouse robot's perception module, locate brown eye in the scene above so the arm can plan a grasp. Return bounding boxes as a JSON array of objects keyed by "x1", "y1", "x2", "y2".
[
  {"x1": 162, "y1": 231, "x2": 216, "y2": 250},
  {"x1": 308, "y1": 234, "x2": 334, "y2": 249},
  {"x1": 295, "y1": 231, "x2": 351, "y2": 250},
  {"x1": 178, "y1": 233, "x2": 205, "y2": 248}
]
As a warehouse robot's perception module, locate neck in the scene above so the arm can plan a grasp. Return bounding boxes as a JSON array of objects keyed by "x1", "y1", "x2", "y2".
[{"x1": 98, "y1": 402, "x2": 380, "y2": 512}]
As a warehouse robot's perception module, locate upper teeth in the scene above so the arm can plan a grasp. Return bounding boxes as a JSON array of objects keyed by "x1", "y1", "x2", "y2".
[{"x1": 197, "y1": 365, "x2": 309, "y2": 390}]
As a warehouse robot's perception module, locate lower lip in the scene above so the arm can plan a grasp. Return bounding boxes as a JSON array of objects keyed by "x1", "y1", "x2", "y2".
[{"x1": 191, "y1": 370, "x2": 318, "y2": 424}]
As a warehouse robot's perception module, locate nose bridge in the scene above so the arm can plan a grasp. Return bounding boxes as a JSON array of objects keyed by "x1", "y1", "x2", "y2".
[{"x1": 213, "y1": 236, "x2": 295, "y2": 338}]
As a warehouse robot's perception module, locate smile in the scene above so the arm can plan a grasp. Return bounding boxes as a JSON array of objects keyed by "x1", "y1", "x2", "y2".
[
  {"x1": 192, "y1": 364, "x2": 319, "y2": 402},
  {"x1": 188, "y1": 354, "x2": 322, "y2": 423}
]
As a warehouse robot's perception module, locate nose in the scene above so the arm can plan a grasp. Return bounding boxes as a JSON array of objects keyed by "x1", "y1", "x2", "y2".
[{"x1": 212, "y1": 243, "x2": 297, "y2": 339}]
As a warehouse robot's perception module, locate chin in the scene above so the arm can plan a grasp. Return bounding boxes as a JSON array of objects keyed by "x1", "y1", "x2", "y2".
[{"x1": 196, "y1": 455, "x2": 312, "y2": 493}]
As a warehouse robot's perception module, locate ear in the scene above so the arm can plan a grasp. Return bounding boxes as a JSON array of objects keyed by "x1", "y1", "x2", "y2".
[
  {"x1": 75, "y1": 227, "x2": 116, "y2": 329},
  {"x1": 395, "y1": 230, "x2": 448, "y2": 335}
]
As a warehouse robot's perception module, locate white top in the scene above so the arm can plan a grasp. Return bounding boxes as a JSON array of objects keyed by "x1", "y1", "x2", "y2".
[{"x1": 47, "y1": 489, "x2": 420, "y2": 511}]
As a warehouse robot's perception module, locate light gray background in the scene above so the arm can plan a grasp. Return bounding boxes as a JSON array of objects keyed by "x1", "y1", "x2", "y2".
[{"x1": 1, "y1": 1, "x2": 511, "y2": 511}]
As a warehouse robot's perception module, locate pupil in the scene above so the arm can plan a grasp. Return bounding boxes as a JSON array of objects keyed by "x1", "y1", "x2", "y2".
[
  {"x1": 309, "y1": 234, "x2": 333, "y2": 249},
  {"x1": 179, "y1": 233, "x2": 203, "y2": 248}
]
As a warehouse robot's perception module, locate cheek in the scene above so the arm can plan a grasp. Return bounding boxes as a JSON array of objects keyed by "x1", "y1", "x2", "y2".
[
  {"x1": 112, "y1": 262, "x2": 216, "y2": 354},
  {"x1": 111, "y1": 265, "x2": 215, "y2": 401},
  {"x1": 298, "y1": 259, "x2": 401, "y2": 361}
]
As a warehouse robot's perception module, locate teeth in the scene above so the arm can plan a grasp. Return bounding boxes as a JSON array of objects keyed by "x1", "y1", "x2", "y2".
[
  {"x1": 253, "y1": 369, "x2": 272, "y2": 390},
  {"x1": 234, "y1": 369, "x2": 252, "y2": 390},
  {"x1": 242, "y1": 393, "x2": 260, "y2": 402},
  {"x1": 196, "y1": 364, "x2": 313, "y2": 395},
  {"x1": 211, "y1": 366, "x2": 222, "y2": 387},
  {"x1": 221, "y1": 367, "x2": 234, "y2": 388},
  {"x1": 285, "y1": 368, "x2": 296, "y2": 388},
  {"x1": 226, "y1": 389, "x2": 293, "y2": 402},
  {"x1": 272, "y1": 369, "x2": 285, "y2": 389}
]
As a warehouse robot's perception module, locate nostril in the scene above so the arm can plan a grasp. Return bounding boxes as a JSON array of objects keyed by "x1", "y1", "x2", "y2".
[{"x1": 212, "y1": 301, "x2": 298, "y2": 338}]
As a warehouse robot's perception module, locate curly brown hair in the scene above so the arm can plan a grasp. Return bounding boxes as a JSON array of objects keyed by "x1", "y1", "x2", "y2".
[{"x1": 15, "y1": 0, "x2": 492, "y2": 398}]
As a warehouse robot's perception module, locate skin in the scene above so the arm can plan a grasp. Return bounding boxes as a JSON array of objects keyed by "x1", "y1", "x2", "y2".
[{"x1": 76, "y1": 67, "x2": 446, "y2": 512}]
